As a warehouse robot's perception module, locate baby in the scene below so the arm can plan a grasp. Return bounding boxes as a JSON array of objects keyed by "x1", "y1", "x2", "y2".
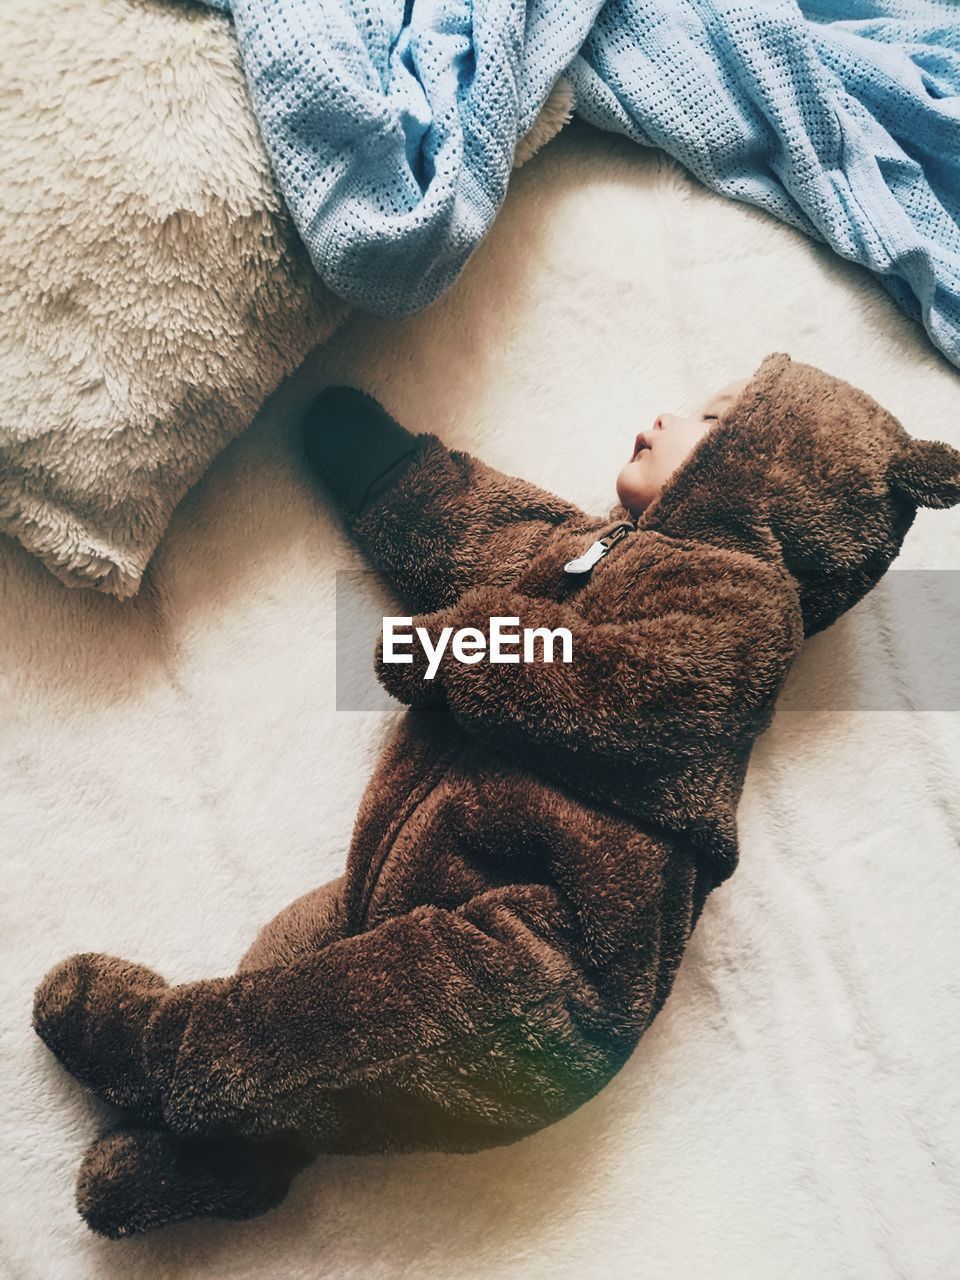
[
  {"x1": 33, "y1": 355, "x2": 959, "y2": 1237},
  {"x1": 616, "y1": 378, "x2": 749, "y2": 514}
]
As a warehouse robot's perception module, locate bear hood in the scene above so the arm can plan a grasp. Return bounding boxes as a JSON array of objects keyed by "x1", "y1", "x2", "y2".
[{"x1": 635, "y1": 354, "x2": 960, "y2": 636}]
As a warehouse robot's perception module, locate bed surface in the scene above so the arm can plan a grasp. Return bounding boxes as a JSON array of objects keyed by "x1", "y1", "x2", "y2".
[{"x1": 2, "y1": 125, "x2": 958, "y2": 1279}]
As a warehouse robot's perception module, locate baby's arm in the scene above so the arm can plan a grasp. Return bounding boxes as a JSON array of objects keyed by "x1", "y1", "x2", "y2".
[
  {"x1": 378, "y1": 570, "x2": 802, "y2": 797},
  {"x1": 304, "y1": 388, "x2": 586, "y2": 612}
]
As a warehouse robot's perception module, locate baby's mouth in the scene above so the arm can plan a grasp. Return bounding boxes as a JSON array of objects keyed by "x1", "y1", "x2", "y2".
[{"x1": 631, "y1": 431, "x2": 652, "y2": 461}]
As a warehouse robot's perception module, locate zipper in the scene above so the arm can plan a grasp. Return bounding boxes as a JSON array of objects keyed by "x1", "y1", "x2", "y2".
[{"x1": 563, "y1": 522, "x2": 633, "y2": 576}]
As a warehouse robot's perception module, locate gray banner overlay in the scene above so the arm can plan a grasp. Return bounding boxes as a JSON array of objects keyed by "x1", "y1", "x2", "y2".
[{"x1": 337, "y1": 570, "x2": 960, "y2": 713}]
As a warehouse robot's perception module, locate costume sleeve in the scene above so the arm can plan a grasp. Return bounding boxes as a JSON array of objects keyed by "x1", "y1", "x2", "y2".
[
  {"x1": 376, "y1": 575, "x2": 802, "y2": 792},
  {"x1": 304, "y1": 387, "x2": 586, "y2": 612}
]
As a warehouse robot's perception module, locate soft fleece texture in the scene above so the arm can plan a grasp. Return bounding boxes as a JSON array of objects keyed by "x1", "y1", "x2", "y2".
[
  {"x1": 3, "y1": 127, "x2": 960, "y2": 1276},
  {"x1": 0, "y1": 0, "x2": 569, "y2": 600},
  {"x1": 31, "y1": 352, "x2": 959, "y2": 1238}
]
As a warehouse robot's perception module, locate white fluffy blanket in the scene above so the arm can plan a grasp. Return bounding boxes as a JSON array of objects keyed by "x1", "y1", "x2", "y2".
[{"x1": 2, "y1": 126, "x2": 958, "y2": 1279}]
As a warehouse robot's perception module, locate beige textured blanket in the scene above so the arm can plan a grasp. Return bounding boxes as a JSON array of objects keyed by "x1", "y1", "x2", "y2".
[{"x1": 2, "y1": 124, "x2": 958, "y2": 1277}]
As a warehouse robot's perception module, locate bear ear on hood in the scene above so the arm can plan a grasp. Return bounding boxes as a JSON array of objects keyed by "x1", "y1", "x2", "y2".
[{"x1": 889, "y1": 438, "x2": 960, "y2": 509}]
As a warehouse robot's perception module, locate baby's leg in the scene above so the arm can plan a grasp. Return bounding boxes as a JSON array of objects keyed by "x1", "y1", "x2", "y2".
[
  {"x1": 36, "y1": 856, "x2": 701, "y2": 1235},
  {"x1": 67, "y1": 877, "x2": 348, "y2": 1238},
  {"x1": 75, "y1": 1125, "x2": 313, "y2": 1239},
  {"x1": 31, "y1": 875, "x2": 348, "y2": 1117},
  {"x1": 162, "y1": 885, "x2": 630, "y2": 1145},
  {"x1": 36, "y1": 883, "x2": 641, "y2": 1149},
  {"x1": 236, "y1": 874, "x2": 347, "y2": 972}
]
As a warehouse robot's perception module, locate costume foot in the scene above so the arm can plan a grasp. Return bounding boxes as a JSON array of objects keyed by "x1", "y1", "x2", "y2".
[
  {"x1": 33, "y1": 953, "x2": 169, "y2": 1113},
  {"x1": 77, "y1": 1127, "x2": 309, "y2": 1238}
]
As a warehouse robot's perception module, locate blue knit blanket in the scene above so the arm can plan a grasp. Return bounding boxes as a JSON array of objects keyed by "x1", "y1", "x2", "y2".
[{"x1": 202, "y1": 0, "x2": 960, "y2": 367}]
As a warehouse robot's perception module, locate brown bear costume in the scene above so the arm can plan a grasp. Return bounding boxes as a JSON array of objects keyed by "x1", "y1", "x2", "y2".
[{"x1": 33, "y1": 354, "x2": 960, "y2": 1238}]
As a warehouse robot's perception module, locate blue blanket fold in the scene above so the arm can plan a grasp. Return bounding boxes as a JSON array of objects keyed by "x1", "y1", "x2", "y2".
[{"x1": 203, "y1": 0, "x2": 960, "y2": 368}]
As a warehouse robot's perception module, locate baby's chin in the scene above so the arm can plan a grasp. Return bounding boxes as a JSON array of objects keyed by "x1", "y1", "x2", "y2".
[{"x1": 616, "y1": 461, "x2": 653, "y2": 516}]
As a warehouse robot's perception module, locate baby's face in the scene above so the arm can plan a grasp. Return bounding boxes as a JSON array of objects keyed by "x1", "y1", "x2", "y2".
[{"x1": 616, "y1": 377, "x2": 750, "y2": 515}]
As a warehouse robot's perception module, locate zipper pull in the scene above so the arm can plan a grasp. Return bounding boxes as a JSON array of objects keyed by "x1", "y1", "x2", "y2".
[
  {"x1": 564, "y1": 540, "x2": 607, "y2": 575},
  {"x1": 563, "y1": 523, "x2": 632, "y2": 576}
]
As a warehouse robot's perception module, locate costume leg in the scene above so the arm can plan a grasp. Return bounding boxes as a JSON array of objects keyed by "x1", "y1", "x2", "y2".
[
  {"x1": 75, "y1": 1124, "x2": 313, "y2": 1238},
  {"x1": 48, "y1": 875, "x2": 348, "y2": 1233},
  {"x1": 236, "y1": 875, "x2": 347, "y2": 972},
  {"x1": 30, "y1": 876, "x2": 347, "y2": 1117},
  {"x1": 35, "y1": 873, "x2": 696, "y2": 1149},
  {"x1": 63, "y1": 878, "x2": 349, "y2": 1238},
  {"x1": 160, "y1": 883, "x2": 636, "y2": 1144}
]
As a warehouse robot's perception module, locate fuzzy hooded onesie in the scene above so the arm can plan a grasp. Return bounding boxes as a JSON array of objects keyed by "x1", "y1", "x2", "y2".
[{"x1": 33, "y1": 354, "x2": 960, "y2": 1238}]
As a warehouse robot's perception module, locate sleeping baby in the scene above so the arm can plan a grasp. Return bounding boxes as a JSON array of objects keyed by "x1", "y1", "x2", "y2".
[{"x1": 32, "y1": 354, "x2": 960, "y2": 1237}]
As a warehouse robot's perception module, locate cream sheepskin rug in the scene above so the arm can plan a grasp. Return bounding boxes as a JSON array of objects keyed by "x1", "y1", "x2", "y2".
[
  {"x1": 0, "y1": 0, "x2": 345, "y2": 597},
  {"x1": 1, "y1": 125, "x2": 958, "y2": 1278},
  {"x1": 0, "y1": 0, "x2": 571, "y2": 600}
]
